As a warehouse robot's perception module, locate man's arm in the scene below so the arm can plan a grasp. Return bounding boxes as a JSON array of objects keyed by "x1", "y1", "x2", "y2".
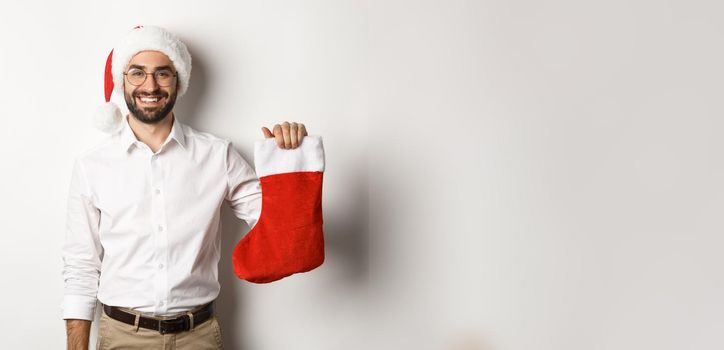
[
  {"x1": 62, "y1": 159, "x2": 103, "y2": 348},
  {"x1": 66, "y1": 319, "x2": 91, "y2": 350}
]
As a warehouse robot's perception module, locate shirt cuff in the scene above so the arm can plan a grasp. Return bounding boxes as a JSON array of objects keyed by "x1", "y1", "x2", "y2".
[
  {"x1": 62, "y1": 295, "x2": 97, "y2": 320},
  {"x1": 254, "y1": 136, "x2": 325, "y2": 177}
]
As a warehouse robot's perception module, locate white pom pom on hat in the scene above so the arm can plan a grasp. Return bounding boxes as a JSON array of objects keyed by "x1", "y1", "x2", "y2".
[{"x1": 94, "y1": 25, "x2": 192, "y2": 133}]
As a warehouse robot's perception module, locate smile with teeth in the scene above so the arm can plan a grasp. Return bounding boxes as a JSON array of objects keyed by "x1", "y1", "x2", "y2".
[{"x1": 137, "y1": 96, "x2": 164, "y2": 105}]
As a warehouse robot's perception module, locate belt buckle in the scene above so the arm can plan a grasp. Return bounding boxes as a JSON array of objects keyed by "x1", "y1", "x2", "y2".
[{"x1": 158, "y1": 316, "x2": 189, "y2": 334}]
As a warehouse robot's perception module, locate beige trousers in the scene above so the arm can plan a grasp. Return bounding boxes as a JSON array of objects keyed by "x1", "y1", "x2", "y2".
[{"x1": 96, "y1": 309, "x2": 223, "y2": 350}]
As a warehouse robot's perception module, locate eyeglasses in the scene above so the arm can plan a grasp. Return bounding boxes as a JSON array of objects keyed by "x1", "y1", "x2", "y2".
[{"x1": 124, "y1": 67, "x2": 177, "y2": 87}]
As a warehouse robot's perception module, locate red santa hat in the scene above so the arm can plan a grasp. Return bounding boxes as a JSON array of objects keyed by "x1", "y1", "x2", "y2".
[{"x1": 93, "y1": 25, "x2": 192, "y2": 133}]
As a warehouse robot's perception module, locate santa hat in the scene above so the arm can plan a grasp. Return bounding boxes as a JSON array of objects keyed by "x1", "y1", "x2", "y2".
[{"x1": 93, "y1": 25, "x2": 192, "y2": 133}]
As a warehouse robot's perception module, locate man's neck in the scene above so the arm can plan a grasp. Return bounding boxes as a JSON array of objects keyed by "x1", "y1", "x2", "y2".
[{"x1": 128, "y1": 112, "x2": 174, "y2": 154}]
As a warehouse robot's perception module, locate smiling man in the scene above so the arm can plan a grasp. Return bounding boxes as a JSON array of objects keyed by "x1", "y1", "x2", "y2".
[
  {"x1": 120, "y1": 51, "x2": 181, "y2": 153},
  {"x1": 124, "y1": 52, "x2": 178, "y2": 124},
  {"x1": 62, "y1": 26, "x2": 325, "y2": 350}
]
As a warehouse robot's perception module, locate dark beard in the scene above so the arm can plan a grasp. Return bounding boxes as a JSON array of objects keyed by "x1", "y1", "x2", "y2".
[{"x1": 124, "y1": 89, "x2": 177, "y2": 125}]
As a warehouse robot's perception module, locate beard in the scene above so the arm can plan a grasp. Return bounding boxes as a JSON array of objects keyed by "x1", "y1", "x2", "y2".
[{"x1": 124, "y1": 88, "x2": 177, "y2": 125}]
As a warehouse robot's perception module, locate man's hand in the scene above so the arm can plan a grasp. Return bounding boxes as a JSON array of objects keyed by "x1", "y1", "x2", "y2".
[
  {"x1": 262, "y1": 122, "x2": 308, "y2": 149},
  {"x1": 66, "y1": 319, "x2": 91, "y2": 350}
]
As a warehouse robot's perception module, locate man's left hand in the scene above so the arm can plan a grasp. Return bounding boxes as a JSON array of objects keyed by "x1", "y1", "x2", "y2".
[{"x1": 262, "y1": 122, "x2": 308, "y2": 149}]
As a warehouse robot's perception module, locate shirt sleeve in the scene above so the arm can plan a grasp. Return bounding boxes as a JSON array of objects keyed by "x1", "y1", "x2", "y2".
[
  {"x1": 224, "y1": 142, "x2": 263, "y2": 229},
  {"x1": 61, "y1": 159, "x2": 103, "y2": 320}
]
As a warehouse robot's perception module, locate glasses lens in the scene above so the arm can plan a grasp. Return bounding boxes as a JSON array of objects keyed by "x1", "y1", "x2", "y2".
[
  {"x1": 126, "y1": 68, "x2": 147, "y2": 86},
  {"x1": 154, "y1": 69, "x2": 176, "y2": 87}
]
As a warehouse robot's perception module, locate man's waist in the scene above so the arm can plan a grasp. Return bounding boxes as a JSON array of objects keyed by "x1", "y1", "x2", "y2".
[
  {"x1": 97, "y1": 279, "x2": 220, "y2": 316},
  {"x1": 101, "y1": 300, "x2": 215, "y2": 334},
  {"x1": 112, "y1": 301, "x2": 213, "y2": 319},
  {"x1": 97, "y1": 293, "x2": 219, "y2": 318}
]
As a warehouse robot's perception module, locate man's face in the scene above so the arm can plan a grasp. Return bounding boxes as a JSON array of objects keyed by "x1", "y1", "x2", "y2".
[{"x1": 123, "y1": 50, "x2": 178, "y2": 124}]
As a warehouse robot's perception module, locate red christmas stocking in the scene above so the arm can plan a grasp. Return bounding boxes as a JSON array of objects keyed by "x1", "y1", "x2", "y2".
[{"x1": 232, "y1": 137, "x2": 325, "y2": 283}]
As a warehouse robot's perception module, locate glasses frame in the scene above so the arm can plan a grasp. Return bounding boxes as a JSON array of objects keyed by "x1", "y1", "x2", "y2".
[{"x1": 123, "y1": 68, "x2": 178, "y2": 87}]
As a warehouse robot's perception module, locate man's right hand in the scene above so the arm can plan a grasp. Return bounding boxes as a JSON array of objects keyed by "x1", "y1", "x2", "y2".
[{"x1": 66, "y1": 319, "x2": 91, "y2": 350}]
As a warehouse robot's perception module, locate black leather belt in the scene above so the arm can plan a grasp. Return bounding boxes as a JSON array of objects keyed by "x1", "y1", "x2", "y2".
[{"x1": 102, "y1": 301, "x2": 214, "y2": 334}]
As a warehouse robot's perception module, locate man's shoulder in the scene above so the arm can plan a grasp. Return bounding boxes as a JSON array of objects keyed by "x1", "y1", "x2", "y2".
[
  {"x1": 74, "y1": 123, "x2": 232, "y2": 162},
  {"x1": 181, "y1": 123, "x2": 232, "y2": 149},
  {"x1": 73, "y1": 135, "x2": 121, "y2": 165}
]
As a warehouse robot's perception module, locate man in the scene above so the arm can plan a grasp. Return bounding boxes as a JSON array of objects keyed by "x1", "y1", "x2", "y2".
[{"x1": 62, "y1": 25, "x2": 325, "y2": 350}]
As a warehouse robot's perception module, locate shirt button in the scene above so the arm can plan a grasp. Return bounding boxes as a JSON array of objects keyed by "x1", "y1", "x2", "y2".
[
  {"x1": 158, "y1": 263, "x2": 164, "y2": 269},
  {"x1": 155, "y1": 189, "x2": 161, "y2": 195},
  {"x1": 158, "y1": 225, "x2": 164, "y2": 232}
]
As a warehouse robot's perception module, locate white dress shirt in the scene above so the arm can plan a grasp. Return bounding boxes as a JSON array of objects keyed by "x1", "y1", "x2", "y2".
[{"x1": 61, "y1": 114, "x2": 323, "y2": 320}]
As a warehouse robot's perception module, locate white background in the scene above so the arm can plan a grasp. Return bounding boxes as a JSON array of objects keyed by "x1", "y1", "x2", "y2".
[{"x1": 1, "y1": 0, "x2": 723, "y2": 349}]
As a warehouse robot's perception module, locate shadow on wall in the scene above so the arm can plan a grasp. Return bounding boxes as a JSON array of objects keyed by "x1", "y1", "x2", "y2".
[
  {"x1": 173, "y1": 36, "x2": 208, "y2": 131},
  {"x1": 322, "y1": 169, "x2": 370, "y2": 289}
]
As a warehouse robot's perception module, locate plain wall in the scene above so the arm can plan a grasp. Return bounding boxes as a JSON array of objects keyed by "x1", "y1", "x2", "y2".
[{"x1": 1, "y1": 0, "x2": 723, "y2": 349}]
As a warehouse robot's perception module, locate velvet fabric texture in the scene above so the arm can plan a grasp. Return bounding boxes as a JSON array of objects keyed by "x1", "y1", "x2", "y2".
[{"x1": 232, "y1": 171, "x2": 325, "y2": 283}]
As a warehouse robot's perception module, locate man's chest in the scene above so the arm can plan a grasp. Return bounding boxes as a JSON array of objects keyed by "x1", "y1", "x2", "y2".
[{"x1": 86, "y1": 150, "x2": 228, "y2": 237}]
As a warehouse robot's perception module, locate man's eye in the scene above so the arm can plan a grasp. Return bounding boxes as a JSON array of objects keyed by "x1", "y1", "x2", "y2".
[
  {"x1": 157, "y1": 71, "x2": 171, "y2": 78},
  {"x1": 130, "y1": 70, "x2": 145, "y2": 78}
]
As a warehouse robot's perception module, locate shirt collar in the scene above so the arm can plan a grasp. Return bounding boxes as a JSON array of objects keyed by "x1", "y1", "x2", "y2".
[{"x1": 119, "y1": 114, "x2": 187, "y2": 153}]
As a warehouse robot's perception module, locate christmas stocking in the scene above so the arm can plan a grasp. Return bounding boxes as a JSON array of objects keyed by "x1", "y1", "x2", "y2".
[{"x1": 232, "y1": 137, "x2": 325, "y2": 283}]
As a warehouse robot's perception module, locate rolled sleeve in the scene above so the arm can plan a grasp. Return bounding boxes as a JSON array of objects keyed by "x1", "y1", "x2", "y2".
[{"x1": 61, "y1": 159, "x2": 103, "y2": 320}]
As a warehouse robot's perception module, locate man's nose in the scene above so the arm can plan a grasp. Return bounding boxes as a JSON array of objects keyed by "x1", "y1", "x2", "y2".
[{"x1": 139, "y1": 73, "x2": 160, "y2": 91}]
